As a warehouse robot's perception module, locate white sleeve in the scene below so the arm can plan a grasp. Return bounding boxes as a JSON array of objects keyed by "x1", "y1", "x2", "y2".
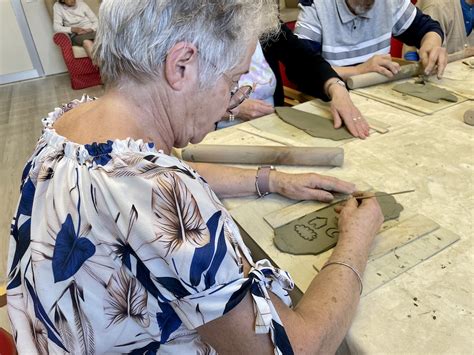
[
  {"x1": 53, "y1": 4, "x2": 72, "y2": 34},
  {"x1": 392, "y1": 0, "x2": 417, "y2": 36},
  {"x1": 294, "y1": 3, "x2": 322, "y2": 44}
]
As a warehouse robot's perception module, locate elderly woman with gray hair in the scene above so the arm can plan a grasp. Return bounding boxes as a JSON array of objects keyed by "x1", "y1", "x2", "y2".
[{"x1": 7, "y1": 0, "x2": 383, "y2": 353}]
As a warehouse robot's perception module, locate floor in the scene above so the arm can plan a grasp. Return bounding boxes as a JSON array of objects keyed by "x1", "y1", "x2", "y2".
[{"x1": 0, "y1": 73, "x2": 104, "y2": 332}]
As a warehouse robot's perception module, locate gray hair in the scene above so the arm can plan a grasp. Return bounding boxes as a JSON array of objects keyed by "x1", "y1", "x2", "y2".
[{"x1": 93, "y1": 0, "x2": 279, "y2": 87}]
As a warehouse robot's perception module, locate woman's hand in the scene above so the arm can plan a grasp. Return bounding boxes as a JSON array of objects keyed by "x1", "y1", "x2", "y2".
[
  {"x1": 269, "y1": 171, "x2": 356, "y2": 202},
  {"x1": 329, "y1": 84, "x2": 369, "y2": 139},
  {"x1": 336, "y1": 196, "x2": 384, "y2": 248},
  {"x1": 232, "y1": 99, "x2": 274, "y2": 121}
]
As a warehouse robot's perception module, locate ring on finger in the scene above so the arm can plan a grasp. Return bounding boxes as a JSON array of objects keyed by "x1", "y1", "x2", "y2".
[{"x1": 352, "y1": 116, "x2": 362, "y2": 121}]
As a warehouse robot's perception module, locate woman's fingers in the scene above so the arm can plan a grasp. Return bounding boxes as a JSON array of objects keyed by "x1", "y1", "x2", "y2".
[{"x1": 313, "y1": 175, "x2": 356, "y2": 195}]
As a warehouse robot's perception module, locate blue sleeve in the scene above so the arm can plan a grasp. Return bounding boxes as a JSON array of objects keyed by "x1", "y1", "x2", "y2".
[{"x1": 395, "y1": 8, "x2": 444, "y2": 48}]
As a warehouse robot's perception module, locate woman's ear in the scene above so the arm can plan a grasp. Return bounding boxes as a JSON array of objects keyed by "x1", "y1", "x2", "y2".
[{"x1": 164, "y1": 42, "x2": 199, "y2": 91}]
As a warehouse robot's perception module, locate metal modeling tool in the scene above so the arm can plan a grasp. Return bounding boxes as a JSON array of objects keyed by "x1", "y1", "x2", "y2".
[{"x1": 352, "y1": 189, "x2": 415, "y2": 201}]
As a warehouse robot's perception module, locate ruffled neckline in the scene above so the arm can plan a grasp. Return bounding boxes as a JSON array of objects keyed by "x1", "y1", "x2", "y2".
[{"x1": 41, "y1": 95, "x2": 160, "y2": 165}]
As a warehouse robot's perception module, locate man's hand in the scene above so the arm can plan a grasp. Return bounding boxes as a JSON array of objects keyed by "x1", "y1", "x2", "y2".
[
  {"x1": 356, "y1": 54, "x2": 401, "y2": 77},
  {"x1": 232, "y1": 99, "x2": 274, "y2": 121},
  {"x1": 327, "y1": 82, "x2": 369, "y2": 139},
  {"x1": 270, "y1": 171, "x2": 356, "y2": 202},
  {"x1": 419, "y1": 32, "x2": 447, "y2": 79}
]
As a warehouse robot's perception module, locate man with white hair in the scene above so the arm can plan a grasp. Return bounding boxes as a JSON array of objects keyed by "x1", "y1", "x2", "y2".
[{"x1": 295, "y1": 0, "x2": 447, "y2": 79}]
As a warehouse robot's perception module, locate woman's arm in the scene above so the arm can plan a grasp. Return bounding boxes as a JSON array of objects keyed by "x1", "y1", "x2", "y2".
[
  {"x1": 188, "y1": 162, "x2": 356, "y2": 201},
  {"x1": 262, "y1": 23, "x2": 339, "y2": 102},
  {"x1": 198, "y1": 197, "x2": 383, "y2": 354}
]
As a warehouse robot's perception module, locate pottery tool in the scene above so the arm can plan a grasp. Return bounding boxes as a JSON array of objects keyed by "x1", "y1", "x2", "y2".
[
  {"x1": 351, "y1": 189, "x2": 415, "y2": 201},
  {"x1": 347, "y1": 49, "x2": 474, "y2": 89},
  {"x1": 181, "y1": 144, "x2": 344, "y2": 166}
]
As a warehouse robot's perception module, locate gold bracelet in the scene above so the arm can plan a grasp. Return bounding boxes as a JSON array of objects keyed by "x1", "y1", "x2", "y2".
[{"x1": 321, "y1": 261, "x2": 363, "y2": 295}]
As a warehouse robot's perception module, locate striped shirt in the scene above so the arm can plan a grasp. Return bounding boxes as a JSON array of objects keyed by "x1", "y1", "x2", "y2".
[{"x1": 295, "y1": 0, "x2": 417, "y2": 66}]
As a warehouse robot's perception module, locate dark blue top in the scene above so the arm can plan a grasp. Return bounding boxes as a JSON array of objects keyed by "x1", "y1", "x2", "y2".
[{"x1": 461, "y1": 0, "x2": 473, "y2": 35}]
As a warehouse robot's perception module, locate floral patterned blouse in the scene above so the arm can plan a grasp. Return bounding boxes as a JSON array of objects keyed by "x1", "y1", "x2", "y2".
[{"x1": 7, "y1": 96, "x2": 295, "y2": 354}]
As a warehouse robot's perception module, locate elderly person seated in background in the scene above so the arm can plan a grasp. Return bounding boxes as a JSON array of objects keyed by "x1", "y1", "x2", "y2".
[
  {"x1": 404, "y1": 0, "x2": 474, "y2": 57},
  {"x1": 53, "y1": 0, "x2": 98, "y2": 59},
  {"x1": 295, "y1": 0, "x2": 448, "y2": 80},
  {"x1": 7, "y1": 0, "x2": 383, "y2": 353},
  {"x1": 220, "y1": 23, "x2": 371, "y2": 139}
]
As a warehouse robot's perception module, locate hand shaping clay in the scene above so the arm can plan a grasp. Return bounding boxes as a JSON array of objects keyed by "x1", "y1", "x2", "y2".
[
  {"x1": 464, "y1": 108, "x2": 474, "y2": 126},
  {"x1": 275, "y1": 106, "x2": 353, "y2": 141},
  {"x1": 392, "y1": 82, "x2": 458, "y2": 103},
  {"x1": 274, "y1": 192, "x2": 404, "y2": 255}
]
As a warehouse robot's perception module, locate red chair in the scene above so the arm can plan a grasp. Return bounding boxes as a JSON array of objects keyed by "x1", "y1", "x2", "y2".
[
  {"x1": 53, "y1": 33, "x2": 102, "y2": 90},
  {"x1": 45, "y1": 0, "x2": 102, "y2": 90}
]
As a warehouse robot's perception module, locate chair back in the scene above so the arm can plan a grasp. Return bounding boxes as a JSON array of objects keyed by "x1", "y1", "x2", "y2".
[{"x1": 45, "y1": 0, "x2": 101, "y2": 20}]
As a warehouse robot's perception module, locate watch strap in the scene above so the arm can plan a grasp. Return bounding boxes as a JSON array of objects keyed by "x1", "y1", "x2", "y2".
[{"x1": 256, "y1": 165, "x2": 275, "y2": 197}]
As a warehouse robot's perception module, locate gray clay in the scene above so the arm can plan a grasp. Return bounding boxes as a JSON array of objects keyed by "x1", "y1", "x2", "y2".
[
  {"x1": 463, "y1": 108, "x2": 474, "y2": 126},
  {"x1": 392, "y1": 82, "x2": 458, "y2": 103},
  {"x1": 275, "y1": 106, "x2": 353, "y2": 141},
  {"x1": 274, "y1": 192, "x2": 404, "y2": 255}
]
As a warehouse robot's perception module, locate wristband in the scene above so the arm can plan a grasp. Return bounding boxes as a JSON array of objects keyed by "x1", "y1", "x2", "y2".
[{"x1": 255, "y1": 165, "x2": 275, "y2": 198}]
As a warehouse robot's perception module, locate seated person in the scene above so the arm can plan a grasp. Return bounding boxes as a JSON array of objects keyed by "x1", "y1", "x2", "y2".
[
  {"x1": 7, "y1": 0, "x2": 383, "y2": 353},
  {"x1": 295, "y1": 0, "x2": 448, "y2": 80},
  {"x1": 404, "y1": 0, "x2": 474, "y2": 56},
  {"x1": 53, "y1": 0, "x2": 98, "y2": 59},
  {"x1": 221, "y1": 23, "x2": 371, "y2": 139}
]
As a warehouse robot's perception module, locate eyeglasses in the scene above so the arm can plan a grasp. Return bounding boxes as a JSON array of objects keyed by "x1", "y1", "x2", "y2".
[{"x1": 221, "y1": 72, "x2": 253, "y2": 111}]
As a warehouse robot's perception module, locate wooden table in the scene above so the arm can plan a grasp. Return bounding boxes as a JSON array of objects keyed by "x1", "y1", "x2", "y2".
[{"x1": 194, "y1": 64, "x2": 473, "y2": 354}]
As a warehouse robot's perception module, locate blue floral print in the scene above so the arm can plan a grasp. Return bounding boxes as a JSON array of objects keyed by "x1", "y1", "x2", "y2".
[{"x1": 7, "y1": 96, "x2": 295, "y2": 354}]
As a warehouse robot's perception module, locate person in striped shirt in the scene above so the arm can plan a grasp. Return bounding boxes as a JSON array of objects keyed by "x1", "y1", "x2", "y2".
[{"x1": 295, "y1": 0, "x2": 447, "y2": 80}]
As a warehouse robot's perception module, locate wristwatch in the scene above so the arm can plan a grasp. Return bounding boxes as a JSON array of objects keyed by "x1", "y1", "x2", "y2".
[
  {"x1": 326, "y1": 79, "x2": 346, "y2": 99},
  {"x1": 255, "y1": 165, "x2": 276, "y2": 198}
]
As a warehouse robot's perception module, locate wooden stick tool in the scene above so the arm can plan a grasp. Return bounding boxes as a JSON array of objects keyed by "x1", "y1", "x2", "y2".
[{"x1": 352, "y1": 189, "x2": 416, "y2": 201}]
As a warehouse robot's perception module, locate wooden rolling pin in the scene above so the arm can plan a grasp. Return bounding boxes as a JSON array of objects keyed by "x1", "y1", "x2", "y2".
[
  {"x1": 347, "y1": 48, "x2": 474, "y2": 89},
  {"x1": 181, "y1": 145, "x2": 344, "y2": 167}
]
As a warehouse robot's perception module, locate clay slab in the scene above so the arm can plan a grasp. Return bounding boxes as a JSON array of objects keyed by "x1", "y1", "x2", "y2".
[{"x1": 275, "y1": 106, "x2": 353, "y2": 141}]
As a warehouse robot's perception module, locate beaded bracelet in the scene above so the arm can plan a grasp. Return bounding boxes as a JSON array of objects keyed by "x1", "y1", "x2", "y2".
[{"x1": 321, "y1": 261, "x2": 363, "y2": 295}]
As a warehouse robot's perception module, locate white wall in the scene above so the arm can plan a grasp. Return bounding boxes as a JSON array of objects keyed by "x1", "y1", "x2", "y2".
[
  {"x1": 21, "y1": 0, "x2": 67, "y2": 75},
  {"x1": 0, "y1": 0, "x2": 34, "y2": 75}
]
